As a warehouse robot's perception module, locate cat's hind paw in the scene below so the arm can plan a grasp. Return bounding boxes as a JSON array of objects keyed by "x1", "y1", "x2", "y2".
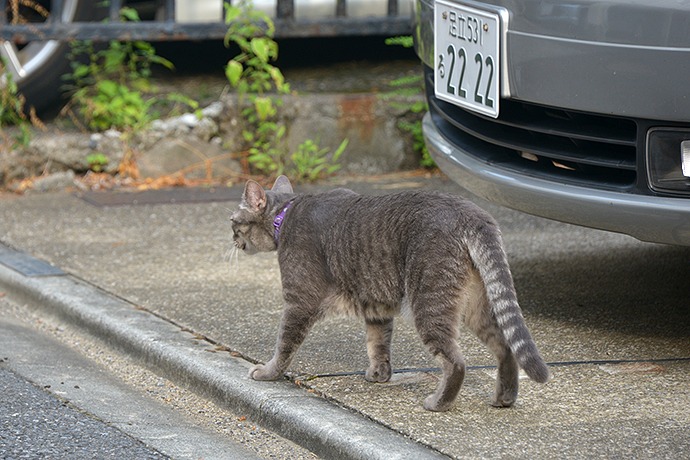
[
  {"x1": 423, "y1": 394, "x2": 454, "y2": 412},
  {"x1": 249, "y1": 363, "x2": 283, "y2": 381}
]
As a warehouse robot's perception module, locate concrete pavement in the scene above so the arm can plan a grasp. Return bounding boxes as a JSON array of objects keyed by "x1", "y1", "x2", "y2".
[{"x1": 1, "y1": 173, "x2": 688, "y2": 458}]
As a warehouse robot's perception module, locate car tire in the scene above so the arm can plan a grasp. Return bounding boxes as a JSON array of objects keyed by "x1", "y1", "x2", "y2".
[{"x1": 1, "y1": 0, "x2": 106, "y2": 113}]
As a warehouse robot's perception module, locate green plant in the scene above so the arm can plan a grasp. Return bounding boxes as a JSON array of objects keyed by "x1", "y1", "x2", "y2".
[
  {"x1": 223, "y1": 1, "x2": 289, "y2": 175},
  {"x1": 243, "y1": 117, "x2": 287, "y2": 175},
  {"x1": 384, "y1": 35, "x2": 414, "y2": 49},
  {"x1": 86, "y1": 153, "x2": 109, "y2": 172},
  {"x1": 291, "y1": 139, "x2": 349, "y2": 182},
  {"x1": 0, "y1": 59, "x2": 32, "y2": 149},
  {"x1": 164, "y1": 93, "x2": 202, "y2": 118},
  {"x1": 65, "y1": 7, "x2": 191, "y2": 131},
  {"x1": 223, "y1": 1, "x2": 344, "y2": 181},
  {"x1": 223, "y1": 1, "x2": 288, "y2": 97},
  {"x1": 384, "y1": 36, "x2": 435, "y2": 168}
]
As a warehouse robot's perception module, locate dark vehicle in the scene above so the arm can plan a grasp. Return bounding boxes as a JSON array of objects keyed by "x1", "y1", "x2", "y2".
[{"x1": 414, "y1": 0, "x2": 690, "y2": 246}]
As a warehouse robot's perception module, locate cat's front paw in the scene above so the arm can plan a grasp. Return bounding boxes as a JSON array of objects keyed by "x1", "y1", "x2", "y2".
[
  {"x1": 365, "y1": 361, "x2": 392, "y2": 383},
  {"x1": 249, "y1": 363, "x2": 282, "y2": 381},
  {"x1": 490, "y1": 393, "x2": 517, "y2": 408}
]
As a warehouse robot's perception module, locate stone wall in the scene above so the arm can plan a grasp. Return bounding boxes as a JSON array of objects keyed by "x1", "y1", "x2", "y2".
[{"x1": 0, "y1": 92, "x2": 425, "y2": 188}]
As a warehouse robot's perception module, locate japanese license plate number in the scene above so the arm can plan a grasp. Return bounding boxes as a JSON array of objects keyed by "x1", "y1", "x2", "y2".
[{"x1": 434, "y1": 0, "x2": 501, "y2": 118}]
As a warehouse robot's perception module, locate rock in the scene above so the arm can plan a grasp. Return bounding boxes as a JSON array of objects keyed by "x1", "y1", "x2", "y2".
[
  {"x1": 104, "y1": 129, "x2": 122, "y2": 139},
  {"x1": 137, "y1": 137, "x2": 241, "y2": 180},
  {"x1": 142, "y1": 107, "x2": 219, "y2": 145},
  {"x1": 29, "y1": 170, "x2": 76, "y2": 192},
  {"x1": 149, "y1": 119, "x2": 169, "y2": 131},
  {"x1": 179, "y1": 113, "x2": 200, "y2": 128},
  {"x1": 218, "y1": 93, "x2": 420, "y2": 174},
  {"x1": 28, "y1": 133, "x2": 92, "y2": 170},
  {"x1": 1, "y1": 93, "x2": 425, "y2": 188},
  {"x1": 17, "y1": 131, "x2": 125, "y2": 177},
  {"x1": 201, "y1": 101, "x2": 224, "y2": 120},
  {"x1": 193, "y1": 118, "x2": 219, "y2": 142}
]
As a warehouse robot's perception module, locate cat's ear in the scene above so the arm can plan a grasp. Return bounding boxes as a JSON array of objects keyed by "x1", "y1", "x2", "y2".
[
  {"x1": 241, "y1": 180, "x2": 267, "y2": 213},
  {"x1": 271, "y1": 175, "x2": 293, "y2": 194}
]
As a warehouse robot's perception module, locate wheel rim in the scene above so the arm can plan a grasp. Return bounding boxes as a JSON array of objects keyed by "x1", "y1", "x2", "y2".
[{"x1": 0, "y1": 0, "x2": 78, "y2": 84}]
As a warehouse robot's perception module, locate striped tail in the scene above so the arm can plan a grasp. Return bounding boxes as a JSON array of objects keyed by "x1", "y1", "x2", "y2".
[{"x1": 465, "y1": 222, "x2": 551, "y2": 383}]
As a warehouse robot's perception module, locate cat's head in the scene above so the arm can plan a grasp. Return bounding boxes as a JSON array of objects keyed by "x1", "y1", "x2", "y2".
[{"x1": 230, "y1": 175, "x2": 294, "y2": 254}]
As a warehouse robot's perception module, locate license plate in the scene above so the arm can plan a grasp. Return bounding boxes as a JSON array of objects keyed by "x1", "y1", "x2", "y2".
[{"x1": 434, "y1": 0, "x2": 501, "y2": 118}]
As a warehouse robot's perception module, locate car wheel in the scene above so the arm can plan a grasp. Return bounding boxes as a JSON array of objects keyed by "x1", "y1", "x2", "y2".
[{"x1": 0, "y1": 0, "x2": 105, "y2": 113}]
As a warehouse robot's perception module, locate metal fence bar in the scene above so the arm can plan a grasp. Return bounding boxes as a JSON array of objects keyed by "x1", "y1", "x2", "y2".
[
  {"x1": 109, "y1": 0, "x2": 122, "y2": 22},
  {"x1": 276, "y1": 0, "x2": 294, "y2": 19},
  {"x1": 164, "y1": 0, "x2": 175, "y2": 23},
  {"x1": 0, "y1": 0, "x2": 7, "y2": 26},
  {"x1": 276, "y1": 16, "x2": 411, "y2": 37},
  {"x1": 51, "y1": 0, "x2": 63, "y2": 24},
  {"x1": 336, "y1": 0, "x2": 347, "y2": 17},
  {"x1": 0, "y1": 1, "x2": 412, "y2": 42},
  {"x1": 1, "y1": 17, "x2": 412, "y2": 42},
  {"x1": 388, "y1": 0, "x2": 399, "y2": 16}
]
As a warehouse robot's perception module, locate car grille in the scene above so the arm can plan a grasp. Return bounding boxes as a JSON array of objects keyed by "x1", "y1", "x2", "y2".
[{"x1": 424, "y1": 67, "x2": 639, "y2": 192}]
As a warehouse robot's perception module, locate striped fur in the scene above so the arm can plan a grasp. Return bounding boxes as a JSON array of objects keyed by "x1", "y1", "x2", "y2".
[
  {"x1": 464, "y1": 223, "x2": 551, "y2": 384},
  {"x1": 231, "y1": 176, "x2": 550, "y2": 411}
]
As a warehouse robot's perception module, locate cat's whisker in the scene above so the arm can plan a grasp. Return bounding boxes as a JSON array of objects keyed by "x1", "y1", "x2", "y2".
[
  {"x1": 222, "y1": 236, "x2": 240, "y2": 273},
  {"x1": 226, "y1": 244, "x2": 242, "y2": 273},
  {"x1": 232, "y1": 245, "x2": 239, "y2": 268}
]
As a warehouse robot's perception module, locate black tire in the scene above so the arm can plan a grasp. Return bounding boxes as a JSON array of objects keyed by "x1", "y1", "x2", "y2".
[{"x1": 1, "y1": 1, "x2": 106, "y2": 113}]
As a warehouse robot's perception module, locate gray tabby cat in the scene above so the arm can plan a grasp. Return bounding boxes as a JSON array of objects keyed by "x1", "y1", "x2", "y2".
[{"x1": 231, "y1": 175, "x2": 550, "y2": 411}]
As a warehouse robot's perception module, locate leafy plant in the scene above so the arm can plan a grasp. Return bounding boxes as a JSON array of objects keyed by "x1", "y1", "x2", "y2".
[
  {"x1": 65, "y1": 7, "x2": 189, "y2": 131},
  {"x1": 385, "y1": 35, "x2": 414, "y2": 48},
  {"x1": 223, "y1": 0, "x2": 344, "y2": 181},
  {"x1": 86, "y1": 153, "x2": 109, "y2": 172},
  {"x1": 384, "y1": 36, "x2": 434, "y2": 168},
  {"x1": 164, "y1": 92, "x2": 202, "y2": 118},
  {"x1": 0, "y1": 58, "x2": 33, "y2": 149},
  {"x1": 223, "y1": 1, "x2": 288, "y2": 174},
  {"x1": 291, "y1": 139, "x2": 349, "y2": 182}
]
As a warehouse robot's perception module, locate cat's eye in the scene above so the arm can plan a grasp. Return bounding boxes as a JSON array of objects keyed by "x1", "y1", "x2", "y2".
[{"x1": 232, "y1": 222, "x2": 250, "y2": 236}]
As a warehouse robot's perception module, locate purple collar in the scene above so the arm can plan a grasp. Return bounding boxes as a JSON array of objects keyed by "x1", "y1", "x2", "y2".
[{"x1": 273, "y1": 199, "x2": 294, "y2": 244}]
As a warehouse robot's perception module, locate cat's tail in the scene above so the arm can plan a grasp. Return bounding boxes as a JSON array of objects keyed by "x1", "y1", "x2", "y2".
[{"x1": 465, "y1": 222, "x2": 551, "y2": 384}]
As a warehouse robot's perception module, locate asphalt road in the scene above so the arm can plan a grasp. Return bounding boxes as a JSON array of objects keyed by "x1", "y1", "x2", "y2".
[
  {"x1": 0, "y1": 173, "x2": 688, "y2": 458},
  {"x1": 0, "y1": 365, "x2": 166, "y2": 460},
  {"x1": 0, "y1": 295, "x2": 315, "y2": 460}
]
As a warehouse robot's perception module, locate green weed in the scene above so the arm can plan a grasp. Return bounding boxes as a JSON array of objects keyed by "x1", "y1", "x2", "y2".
[
  {"x1": 0, "y1": 58, "x2": 33, "y2": 150},
  {"x1": 224, "y1": 0, "x2": 345, "y2": 182},
  {"x1": 64, "y1": 7, "x2": 195, "y2": 132},
  {"x1": 384, "y1": 36, "x2": 434, "y2": 168},
  {"x1": 85, "y1": 153, "x2": 109, "y2": 172},
  {"x1": 291, "y1": 139, "x2": 349, "y2": 182}
]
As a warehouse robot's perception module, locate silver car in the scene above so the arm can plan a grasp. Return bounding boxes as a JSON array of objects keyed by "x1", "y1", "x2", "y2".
[{"x1": 414, "y1": 0, "x2": 690, "y2": 246}]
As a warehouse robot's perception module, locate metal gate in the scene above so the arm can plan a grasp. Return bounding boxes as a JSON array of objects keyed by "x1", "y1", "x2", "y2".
[{"x1": 0, "y1": 0, "x2": 412, "y2": 42}]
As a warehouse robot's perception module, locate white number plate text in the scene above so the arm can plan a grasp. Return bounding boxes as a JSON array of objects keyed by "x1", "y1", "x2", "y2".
[{"x1": 434, "y1": 0, "x2": 500, "y2": 118}]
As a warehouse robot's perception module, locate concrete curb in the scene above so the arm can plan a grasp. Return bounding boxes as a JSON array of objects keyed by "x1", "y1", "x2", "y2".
[{"x1": 0, "y1": 247, "x2": 447, "y2": 460}]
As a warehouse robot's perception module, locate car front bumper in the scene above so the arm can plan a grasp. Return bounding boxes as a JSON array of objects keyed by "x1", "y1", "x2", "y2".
[
  {"x1": 423, "y1": 113, "x2": 690, "y2": 245},
  {"x1": 415, "y1": 0, "x2": 690, "y2": 245}
]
